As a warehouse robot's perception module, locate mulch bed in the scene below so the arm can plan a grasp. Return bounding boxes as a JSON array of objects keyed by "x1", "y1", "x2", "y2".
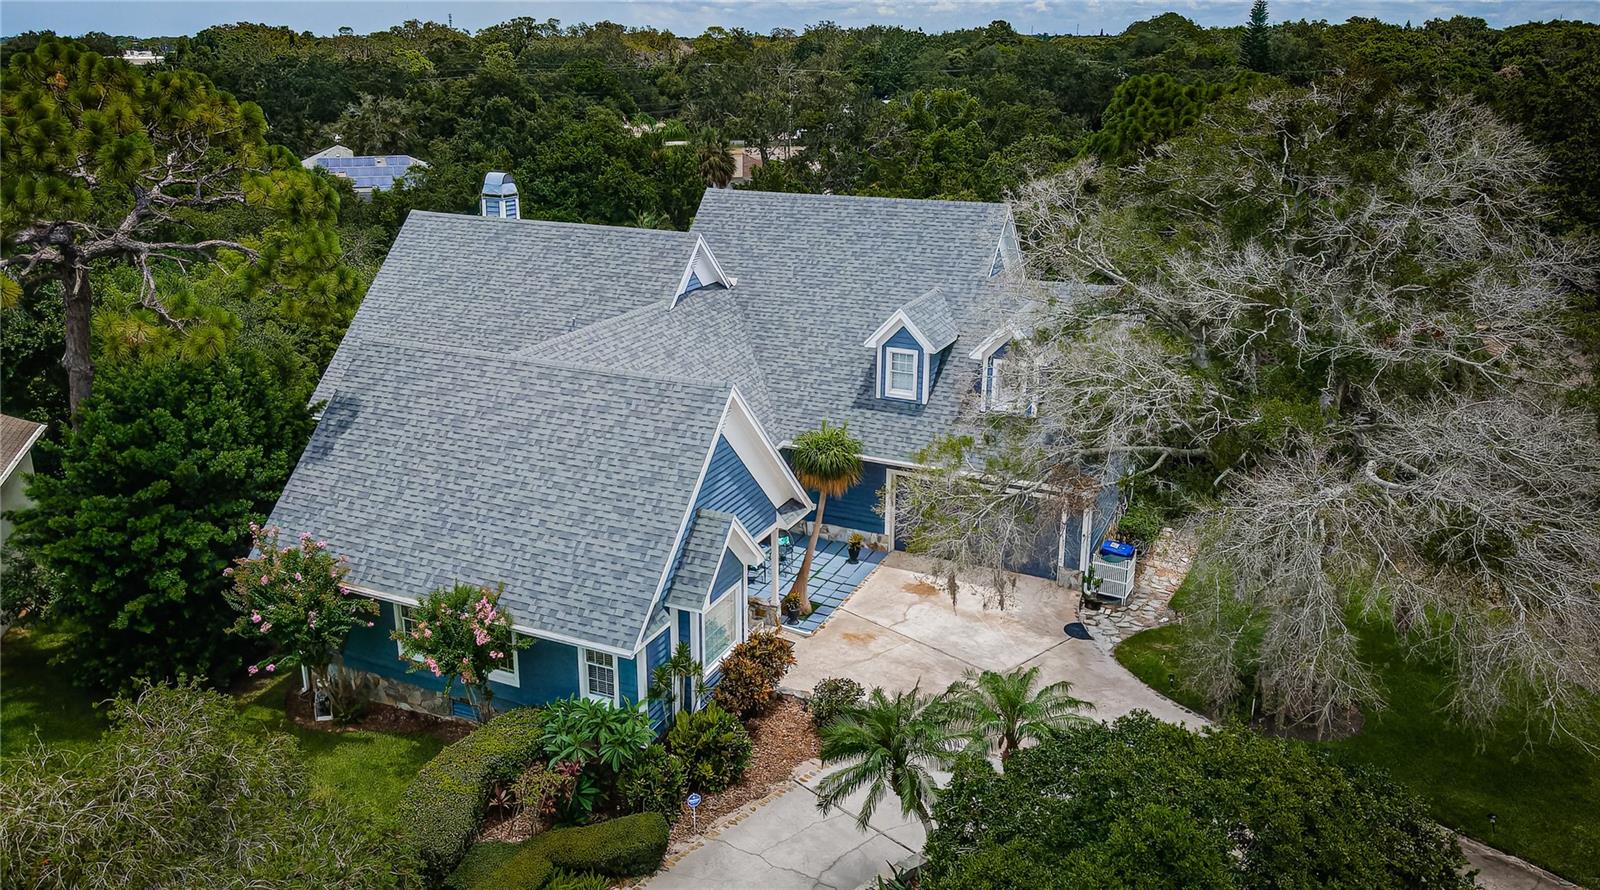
[
  {"x1": 281, "y1": 683, "x2": 474, "y2": 743},
  {"x1": 667, "y1": 693, "x2": 820, "y2": 846}
]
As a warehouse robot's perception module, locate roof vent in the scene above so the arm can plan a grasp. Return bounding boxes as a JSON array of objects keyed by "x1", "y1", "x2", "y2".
[{"x1": 480, "y1": 171, "x2": 519, "y2": 220}]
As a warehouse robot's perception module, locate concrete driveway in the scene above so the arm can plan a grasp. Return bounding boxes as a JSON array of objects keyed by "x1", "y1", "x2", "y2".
[
  {"x1": 785, "y1": 551, "x2": 1195, "y2": 725},
  {"x1": 642, "y1": 762, "x2": 923, "y2": 890}
]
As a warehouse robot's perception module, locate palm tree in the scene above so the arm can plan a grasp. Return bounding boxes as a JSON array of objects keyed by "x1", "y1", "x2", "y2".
[
  {"x1": 695, "y1": 128, "x2": 738, "y2": 189},
  {"x1": 647, "y1": 641, "x2": 704, "y2": 712},
  {"x1": 815, "y1": 685, "x2": 955, "y2": 831},
  {"x1": 787, "y1": 421, "x2": 863, "y2": 616},
  {"x1": 945, "y1": 666, "x2": 1092, "y2": 763}
]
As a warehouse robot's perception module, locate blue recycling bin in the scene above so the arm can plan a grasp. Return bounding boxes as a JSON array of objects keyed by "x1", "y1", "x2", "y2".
[{"x1": 1099, "y1": 540, "x2": 1136, "y2": 559}]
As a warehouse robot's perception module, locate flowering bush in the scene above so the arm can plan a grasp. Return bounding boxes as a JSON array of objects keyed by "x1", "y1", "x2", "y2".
[
  {"x1": 393, "y1": 582, "x2": 529, "y2": 721},
  {"x1": 225, "y1": 525, "x2": 379, "y2": 697}
]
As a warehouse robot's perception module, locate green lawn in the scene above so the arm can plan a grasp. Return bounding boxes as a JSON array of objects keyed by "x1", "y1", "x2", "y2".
[
  {"x1": 2, "y1": 626, "x2": 445, "y2": 830},
  {"x1": 1116, "y1": 623, "x2": 1600, "y2": 886}
]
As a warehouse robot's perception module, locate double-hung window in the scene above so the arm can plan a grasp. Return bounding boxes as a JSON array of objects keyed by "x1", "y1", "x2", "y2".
[
  {"x1": 395, "y1": 604, "x2": 425, "y2": 662},
  {"x1": 885, "y1": 348, "x2": 918, "y2": 399},
  {"x1": 582, "y1": 649, "x2": 617, "y2": 703}
]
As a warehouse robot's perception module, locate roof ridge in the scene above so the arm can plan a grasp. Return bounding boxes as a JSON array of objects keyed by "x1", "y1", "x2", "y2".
[
  {"x1": 405, "y1": 210, "x2": 698, "y2": 241},
  {"x1": 697, "y1": 188, "x2": 1008, "y2": 212},
  {"x1": 356, "y1": 336, "x2": 736, "y2": 395}
]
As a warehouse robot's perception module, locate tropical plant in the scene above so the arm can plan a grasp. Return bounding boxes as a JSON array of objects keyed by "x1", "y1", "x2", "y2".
[
  {"x1": 666, "y1": 702, "x2": 753, "y2": 793},
  {"x1": 0, "y1": 683, "x2": 395, "y2": 889},
  {"x1": 786, "y1": 420, "x2": 864, "y2": 616},
  {"x1": 10, "y1": 348, "x2": 315, "y2": 691},
  {"x1": 809, "y1": 677, "x2": 866, "y2": 730},
  {"x1": 224, "y1": 524, "x2": 379, "y2": 694},
  {"x1": 0, "y1": 38, "x2": 349, "y2": 419},
  {"x1": 944, "y1": 666, "x2": 1092, "y2": 763},
  {"x1": 815, "y1": 685, "x2": 957, "y2": 830},
  {"x1": 617, "y1": 743, "x2": 689, "y2": 823},
  {"x1": 392, "y1": 582, "x2": 530, "y2": 721},
  {"x1": 540, "y1": 696, "x2": 655, "y2": 773},
  {"x1": 710, "y1": 629, "x2": 796, "y2": 717},
  {"x1": 647, "y1": 641, "x2": 704, "y2": 713},
  {"x1": 695, "y1": 127, "x2": 737, "y2": 189},
  {"x1": 921, "y1": 713, "x2": 1474, "y2": 889}
]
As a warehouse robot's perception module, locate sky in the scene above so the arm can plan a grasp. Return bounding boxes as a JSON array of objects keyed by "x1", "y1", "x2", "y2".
[{"x1": 2, "y1": 0, "x2": 1596, "y2": 39}]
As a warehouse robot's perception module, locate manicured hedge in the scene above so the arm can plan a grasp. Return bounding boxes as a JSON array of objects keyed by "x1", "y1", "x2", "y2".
[
  {"x1": 477, "y1": 813, "x2": 670, "y2": 889},
  {"x1": 542, "y1": 813, "x2": 669, "y2": 877},
  {"x1": 443, "y1": 842, "x2": 521, "y2": 890},
  {"x1": 399, "y1": 707, "x2": 544, "y2": 886}
]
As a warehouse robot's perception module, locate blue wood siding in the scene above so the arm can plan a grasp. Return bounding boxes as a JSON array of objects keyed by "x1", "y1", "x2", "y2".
[
  {"x1": 644, "y1": 627, "x2": 671, "y2": 729},
  {"x1": 798, "y1": 459, "x2": 888, "y2": 534},
  {"x1": 880, "y1": 326, "x2": 924, "y2": 402},
  {"x1": 698, "y1": 436, "x2": 777, "y2": 535},
  {"x1": 618, "y1": 653, "x2": 640, "y2": 705},
  {"x1": 713, "y1": 549, "x2": 745, "y2": 599},
  {"x1": 1061, "y1": 510, "x2": 1086, "y2": 571},
  {"x1": 684, "y1": 270, "x2": 702, "y2": 293},
  {"x1": 340, "y1": 602, "x2": 581, "y2": 709}
]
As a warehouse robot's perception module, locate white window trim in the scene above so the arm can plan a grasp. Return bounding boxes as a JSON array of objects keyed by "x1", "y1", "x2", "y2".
[
  {"x1": 395, "y1": 603, "x2": 520, "y2": 686},
  {"x1": 885, "y1": 347, "x2": 919, "y2": 400},
  {"x1": 702, "y1": 582, "x2": 740, "y2": 670},
  {"x1": 579, "y1": 648, "x2": 620, "y2": 705}
]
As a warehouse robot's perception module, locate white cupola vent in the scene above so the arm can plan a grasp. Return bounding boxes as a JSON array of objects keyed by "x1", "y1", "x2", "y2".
[{"x1": 480, "y1": 171, "x2": 519, "y2": 220}]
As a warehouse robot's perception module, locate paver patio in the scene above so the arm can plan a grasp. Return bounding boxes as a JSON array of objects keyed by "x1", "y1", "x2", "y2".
[{"x1": 750, "y1": 537, "x2": 887, "y2": 635}]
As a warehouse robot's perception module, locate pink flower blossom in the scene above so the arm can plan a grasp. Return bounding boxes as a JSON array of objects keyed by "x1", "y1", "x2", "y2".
[
  {"x1": 251, "y1": 611, "x2": 262, "y2": 624},
  {"x1": 423, "y1": 627, "x2": 432, "y2": 638},
  {"x1": 265, "y1": 663, "x2": 276, "y2": 673},
  {"x1": 473, "y1": 629, "x2": 491, "y2": 647},
  {"x1": 300, "y1": 531, "x2": 313, "y2": 541},
  {"x1": 316, "y1": 540, "x2": 328, "y2": 549},
  {"x1": 425, "y1": 657, "x2": 441, "y2": 677},
  {"x1": 294, "y1": 572, "x2": 303, "y2": 582},
  {"x1": 259, "y1": 575, "x2": 269, "y2": 585},
  {"x1": 260, "y1": 622, "x2": 273, "y2": 633},
  {"x1": 248, "y1": 665, "x2": 259, "y2": 676},
  {"x1": 222, "y1": 567, "x2": 233, "y2": 577},
  {"x1": 366, "y1": 621, "x2": 375, "y2": 628},
  {"x1": 489, "y1": 650, "x2": 503, "y2": 660}
]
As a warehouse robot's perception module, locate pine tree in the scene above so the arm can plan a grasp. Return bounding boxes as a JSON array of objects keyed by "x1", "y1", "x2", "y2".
[{"x1": 1241, "y1": 0, "x2": 1273, "y2": 72}]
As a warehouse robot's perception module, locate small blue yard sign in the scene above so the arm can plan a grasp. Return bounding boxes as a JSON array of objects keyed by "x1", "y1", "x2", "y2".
[
  {"x1": 687, "y1": 792, "x2": 702, "y2": 809},
  {"x1": 687, "y1": 792, "x2": 703, "y2": 829}
]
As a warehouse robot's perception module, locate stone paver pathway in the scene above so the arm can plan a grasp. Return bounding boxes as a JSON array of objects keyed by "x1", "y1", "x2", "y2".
[{"x1": 1079, "y1": 526, "x2": 1192, "y2": 652}]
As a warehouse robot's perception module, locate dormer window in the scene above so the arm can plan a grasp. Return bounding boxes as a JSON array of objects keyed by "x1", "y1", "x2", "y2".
[
  {"x1": 864, "y1": 288, "x2": 957, "y2": 405},
  {"x1": 885, "y1": 348, "x2": 918, "y2": 399},
  {"x1": 673, "y1": 236, "x2": 736, "y2": 306},
  {"x1": 988, "y1": 355, "x2": 1015, "y2": 409},
  {"x1": 971, "y1": 326, "x2": 1032, "y2": 414}
]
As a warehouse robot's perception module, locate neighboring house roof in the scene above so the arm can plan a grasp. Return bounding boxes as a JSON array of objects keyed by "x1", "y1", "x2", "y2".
[
  {"x1": 664, "y1": 509, "x2": 735, "y2": 611},
  {"x1": 272, "y1": 341, "x2": 735, "y2": 652},
  {"x1": 0, "y1": 414, "x2": 45, "y2": 482},
  {"x1": 302, "y1": 145, "x2": 427, "y2": 192}
]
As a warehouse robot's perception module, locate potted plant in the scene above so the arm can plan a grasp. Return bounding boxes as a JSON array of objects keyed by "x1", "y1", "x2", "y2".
[
  {"x1": 782, "y1": 589, "x2": 805, "y2": 623},
  {"x1": 847, "y1": 532, "x2": 865, "y2": 564}
]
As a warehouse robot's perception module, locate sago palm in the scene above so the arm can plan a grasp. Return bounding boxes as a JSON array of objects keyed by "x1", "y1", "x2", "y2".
[
  {"x1": 945, "y1": 665, "x2": 1092, "y2": 763},
  {"x1": 815, "y1": 685, "x2": 955, "y2": 831},
  {"x1": 786, "y1": 420, "x2": 863, "y2": 616}
]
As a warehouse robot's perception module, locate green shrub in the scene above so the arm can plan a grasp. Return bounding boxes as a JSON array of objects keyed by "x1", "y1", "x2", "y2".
[
  {"x1": 1115, "y1": 501, "x2": 1165, "y2": 550},
  {"x1": 546, "y1": 869, "x2": 609, "y2": 890},
  {"x1": 399, "y1": 707, "x2": 545, "y2": 885},
  {"x1": 809, "y1": 677, "x2": 865, "y2": 729},
  {"x1": 479, "y1": 842, "x2": 554, "y2": 890},
  {"x1": 541, "y1": 812, "x2": 669, "y2": 877},
  {"x1": 444, "y1": 841, "x2": 521, "y2": 890},
  {"x1": 667, "y1": 702, "x2": 753, "y2": 793},
  {"x1": 618, "y1": 742, "x2": 688, "y2": 822},
  {"x1": 710, "y1": 629, "x2": 795, "y2": 717}
]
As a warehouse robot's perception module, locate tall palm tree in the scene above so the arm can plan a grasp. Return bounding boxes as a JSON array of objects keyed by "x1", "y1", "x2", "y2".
[
  {"x1": 815, "y1": 685, "x2": 955, "y2": 831},
  {"x1": 787, "y1": 421, "x2": 863, "y2": 616},
  {"x1": 695, "y1": 128, "x2": 738, "y2": 189},
  {"x1": 945, "y1": 666, "x2": 1092, "y2": 763}
]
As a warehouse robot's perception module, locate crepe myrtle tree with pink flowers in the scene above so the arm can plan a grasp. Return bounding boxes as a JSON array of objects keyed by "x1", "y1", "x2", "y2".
[
  {"x1": 225, "y1": 525, "x2": 380, "y2": 702},
  {"x1": 392, "y1": 582, "x2": 530, "y2": 721}
]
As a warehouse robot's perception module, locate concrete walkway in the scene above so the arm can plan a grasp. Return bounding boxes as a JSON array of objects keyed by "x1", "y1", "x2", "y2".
[{"x1": 642, "y1": 759, "x2": 924, "y2": 890}]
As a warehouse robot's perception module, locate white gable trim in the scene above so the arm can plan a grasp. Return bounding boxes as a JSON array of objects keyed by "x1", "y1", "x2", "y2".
[
  {"x1": 726, "y1": 518, "x2": 765, "y2": 566},
  {"x1": 968, "y1": 327, "x2": 1017, "y2": 361},
  {"x1": 673, "y1": 235, "x2": 737, "y2": 304},
  {"x1": 1, "y1": 421, "x2": 45, "y2": 484},
  {"x1": 862, "y1": 310, "x2": 935, "y2": 352}
]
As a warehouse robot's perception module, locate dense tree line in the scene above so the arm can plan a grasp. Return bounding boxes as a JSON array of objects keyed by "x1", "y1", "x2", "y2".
[{"x1": 2, "y1": 9, "x2": 1595, "y2": 701}]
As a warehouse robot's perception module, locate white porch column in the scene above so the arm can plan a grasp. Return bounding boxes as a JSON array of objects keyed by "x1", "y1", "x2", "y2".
[{"x1": 770, "y1": 526, "x2": 782, "y2": 625}]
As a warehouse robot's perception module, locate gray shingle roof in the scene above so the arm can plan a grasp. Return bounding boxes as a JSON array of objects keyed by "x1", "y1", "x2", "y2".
[
  {"x1": 272, "y1": 341, "x2": 731, "y2": 651},
  {"x1": 898, "y1": 287, "x2": 959, "y2": 351},
  {"x1": 314, "y1": 212, "x2": 697, "y2": 404},
  {"x1": 664, "y1": 509, "x2": 734, "y2": 611}
]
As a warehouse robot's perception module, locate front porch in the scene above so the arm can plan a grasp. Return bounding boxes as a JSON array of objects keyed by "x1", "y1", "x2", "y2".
[{"x1": 750, "y1": 535, "x2": 886, "y2": 635}]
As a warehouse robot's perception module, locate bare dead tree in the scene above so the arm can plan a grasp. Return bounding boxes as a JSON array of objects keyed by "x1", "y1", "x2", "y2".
[{"x1": 902, "y1": 83, "x2": 1600, "y2": 738}]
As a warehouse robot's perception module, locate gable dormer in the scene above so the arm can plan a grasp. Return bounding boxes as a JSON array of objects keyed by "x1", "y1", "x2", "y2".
[
  {"x1": 969, "y1": 325, "x2": 1031, "y2": 414},
  {"x1": 864, "y1": 288, "x2": 958, "y2": 404},
  {"x1": 673, "y1": 236, "x2": 736, "y2": 306}
]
